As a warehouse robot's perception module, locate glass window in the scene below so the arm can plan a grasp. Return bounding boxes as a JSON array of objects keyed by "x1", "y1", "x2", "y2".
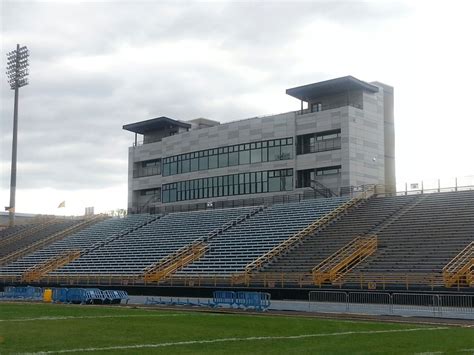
[
  {"x1": 315, "y1": 165, "x2": 342, "y2": 176},
  {"x1": 199, "y1": 155, "x2": 208, "y2": 170},
  {"x1": 268, "y1": 176, "x2": 280, "y2": 192},
  {"x1": 228, "y1": 151, "x2": 239, "y2": 166},
  {"x1": 261, "y1": 147, "x2": 268, "y2": 162},
  {"x1": 169, "y1": 161, "x2": 177, "y2": 175},
  {"x1": 219, "y1": 152, "x2": 228, "y2": 168},
  {"x1": 251, "y1": 148, "x2": 261, "y2": 163},
  {"x1": 280, "y1": 145, "x2": 293, "y2": 160},
  {"x1": 159, "y1": 137, "x2": 296, "y2": 177},
  {"x1": 268, "y1": 146, "x2": 280, "y2": 161},
  {"x1": 311, "y1": 102, "x2": 322, "y2": 112},
  {"x1": 162, "y1": 189, "x2": 169, "y2": 203},
  {"x1": 282, "y1": 175, "x2": 293, "y2": 191},
  {"x1": 181, "y1": 159, "x2": 190, "y2": 173},
  {"x1": 163, "y1": 162, "x2": 170, "y2": 176},
  {"x1": 239, "y1": 149, "x2": 250, "y2": 165},
  {"x1": 209, "y1": 154, "x2": 218, "y2": 169},
  {"x1": 190, "y1": 156, "x2": 199, "y2": 171}
]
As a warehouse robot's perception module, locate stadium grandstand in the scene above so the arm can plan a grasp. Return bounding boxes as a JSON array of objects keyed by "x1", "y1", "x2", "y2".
[
  {"x1": 0, "y1": 185, "x2": 472, "y2": 293},
  {"x1": 0, "y1": 76, "x2": 472, "y2": 298}
]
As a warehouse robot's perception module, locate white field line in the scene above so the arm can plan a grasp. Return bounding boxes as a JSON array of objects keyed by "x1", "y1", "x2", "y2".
[
  {"x1": 18, "y1": 327, "x2": 449, "y2": 354},
  {"x1": 0, "y1": 314, "x2": 195, "y2": 322}
]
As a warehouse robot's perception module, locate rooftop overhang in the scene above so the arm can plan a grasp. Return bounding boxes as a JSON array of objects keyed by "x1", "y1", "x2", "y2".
[
  {"x1": 286, "y1": 75, "x2": 379, "y2": 102},
  {"x1": 122, "y1": 116, "x2": 191, "y2": 134}
]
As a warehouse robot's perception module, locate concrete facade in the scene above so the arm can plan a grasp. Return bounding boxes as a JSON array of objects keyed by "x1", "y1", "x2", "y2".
[{"x1": 124, "y1": 76, "x2": 395, "y2": 212}]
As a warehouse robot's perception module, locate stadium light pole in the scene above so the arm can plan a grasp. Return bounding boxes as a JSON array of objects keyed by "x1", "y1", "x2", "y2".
[{"x1": 5, "y1": 44, "x2": 29, "y2": 227}]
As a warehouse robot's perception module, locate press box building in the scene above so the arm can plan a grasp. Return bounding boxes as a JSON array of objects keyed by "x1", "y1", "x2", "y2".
[{"x1": 123, "y1": 76, "x2": 395, "y2": 213}]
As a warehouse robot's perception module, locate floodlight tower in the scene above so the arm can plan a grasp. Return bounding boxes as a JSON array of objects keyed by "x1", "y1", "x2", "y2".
[{"x1": 5, "y1": 44, "x2": 29, "y2": 227}]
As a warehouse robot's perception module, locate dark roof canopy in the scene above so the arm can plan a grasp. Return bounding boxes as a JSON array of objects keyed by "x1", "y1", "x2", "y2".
[
  {"x1": 286, "y1": 75, "x2": 379, "y2": 101},
  {"x1": 123, "y1": 116, "x2": 191, "y2": 134}
]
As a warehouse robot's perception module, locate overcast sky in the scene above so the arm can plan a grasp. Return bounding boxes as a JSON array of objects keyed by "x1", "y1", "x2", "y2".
[{"x1": 1, "y1": 0, "x2": 473, "y2": 216}]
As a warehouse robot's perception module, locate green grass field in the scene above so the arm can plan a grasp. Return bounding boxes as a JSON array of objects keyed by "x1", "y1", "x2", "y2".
[{"x1": 0, "y1": 303, "x2": 473, "y2": 354}]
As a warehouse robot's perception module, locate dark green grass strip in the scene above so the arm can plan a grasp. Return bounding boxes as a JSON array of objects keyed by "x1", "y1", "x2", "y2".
[{"x1": 0, "y1": 303, "x2": 472, "y2": 354}]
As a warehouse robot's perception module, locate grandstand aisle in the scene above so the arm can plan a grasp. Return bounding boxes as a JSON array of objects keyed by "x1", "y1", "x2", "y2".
[
  {"x1": 261, "y1": 195, "x2": 418, "y2": 273},
  {"x1": 0, "y1": 215, "x2": 154, "y2": 275},
  {"x1": 50, "y1": 207, "x2": 257, "y2": 276},
  {"x1": 0, "y1": 220, "x2": 81, "y2": 258},
  {"x1": 353, "y1": 190, "x2": 474, "y2": 274},
  {"x1": 176, "y1": 197, "x2": 348, "y2": 276}
]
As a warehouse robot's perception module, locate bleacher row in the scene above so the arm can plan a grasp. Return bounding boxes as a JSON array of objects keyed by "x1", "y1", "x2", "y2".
[
  {"x1": 0, "y1": 219, "x2": 81, "y2": 258},
  {"x1": 0, "y1": 190, "x2": 472, "y2": 289}
]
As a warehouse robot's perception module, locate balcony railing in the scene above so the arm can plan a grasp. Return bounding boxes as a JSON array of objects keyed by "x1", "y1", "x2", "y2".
[
  {"x1": 298, "y1": 138, "x2": 341, "y2": 155},
  {"x1": 296, "y1": 102, "x2": 363, "y2": 115},
  {"x1": 133, "y1": 167, "x2": 161, "y2": 178}
]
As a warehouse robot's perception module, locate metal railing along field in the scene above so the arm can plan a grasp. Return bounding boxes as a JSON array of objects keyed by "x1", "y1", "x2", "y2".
[
  {"x1": 0, "y1": 271, "x2": 465, "y2": 291},
  {"x1": 308, "y1": 290, "x2": 474, "y2": 319}
]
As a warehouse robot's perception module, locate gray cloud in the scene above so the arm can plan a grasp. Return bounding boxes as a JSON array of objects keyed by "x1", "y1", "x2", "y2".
[{"x1": 1, "y1": 0, "x2": 410, "y2": 194}]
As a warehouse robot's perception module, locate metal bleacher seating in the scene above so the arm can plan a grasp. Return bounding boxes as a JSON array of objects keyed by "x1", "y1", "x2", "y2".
[
  {"x1": 0, "y1": 220, "x2": 81, "y2": 258},
  {"x1": 262, "y1": 195, "x2": 418, "y2": 273},
  {"x1": 2, "y1": 190, "x2": 471, "y2": 291},
  {"x1": 0, "y1": 214, "x2": 155, "y2": 276},
  {"x1": 0, "y1": 224, "x2": 30, "y2": 239},
  {"x1": 176, "y1": 197, "x2": 348, "y2": 276},
  {"x1": 352, "y1": 190, "x2": 474, "y2": 274},
  {"x1": 50, "y1": 207, "x2": 257, "y2": 276}
]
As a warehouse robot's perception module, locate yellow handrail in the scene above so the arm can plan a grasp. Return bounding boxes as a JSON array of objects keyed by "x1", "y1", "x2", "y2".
[
  {"x1": 0, "y1": 217, "x2": 57, "y2": 248},
  {"x1": 143, "y1": 242, "x2": 208, "y2": 282},
  {"x1": 22, "y1": 250, "x2": 82, "y2": 282},
  {"x1": 0, "y1": 271, "x2": 448, "y2": 290},
  {"x1": 0, "y1": 215, "x2": 106, "y2": 266},
  {"x1": 241, "y1": 186, "x2": 375, "y2": 275},
  {"x1": 312, "y1": 235, "x2": 377, "y2": 285},
  {"x1": 443, "y1": 241, "x2": 474, "y2": 287}
]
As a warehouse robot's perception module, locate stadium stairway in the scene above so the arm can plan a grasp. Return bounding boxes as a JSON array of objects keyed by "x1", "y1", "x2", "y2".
[
  {"x1": 341, "y1": 190, "x2": 474, "y2": 288},
  {"x1": 0, "y1": 216, "x2": 107, "y2": 267},
  {"x1": 0, "y1": 214, "x2": 154, "y2": 278},
  {"x1": 0, "y1": 218, "x2": 81, "y2": 258},
  {"x1": 312, "y1": 234, "x2": 378, "y2": 285},
  {"x1": 21, "y1": 215, "x2": 162, "y2": 282},
  {"x1": 174, "y1": 195, "x2": 354, "y2": 278},
  {"x1": 443, "y1": 241, "x2": 474, "y2": 288},
  {"x1": 47, "y1": 207, "x2": 259, "y2": 278},
  {"x1": 250, "y1": 195, "x2": 419, "y2": 282},
  {"x1": 0, "y1": 224, "x2": 31, "y2": 239},
  {"x1": 0, "y1": 219, "x2": 54, "y2": 247},
  {"x1": 142, "y1": 206, "x2": 265, "y2": 282}
]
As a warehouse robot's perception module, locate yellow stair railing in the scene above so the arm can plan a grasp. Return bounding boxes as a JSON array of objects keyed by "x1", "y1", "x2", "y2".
[
  {"x1": 443, "y1": 241, "x2": 474, "y2": 288},
  {"x1": 22, "y1": 250, "x2": 82, "y2": 283},
  {"x1": 0, "y1": 217, "x2": 57, "y2": 249},
  {"x1": 239, "y1": 186, "x2": 375, "y2": 279},
  {"x1": 143, "y1": 242, "x2": 208, "y2": 282},
  {"x1": 0, "y1": 215, "x2": 107, "y2": 266},
  {"x1": 312, "y1": 235, "x2": 378, "y2": 285}
]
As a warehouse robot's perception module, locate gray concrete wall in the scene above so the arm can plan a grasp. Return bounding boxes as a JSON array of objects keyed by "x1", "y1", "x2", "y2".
[
  {"x1": 372, "y1": 81, "x2": 396, "y2": 193},
  {"x1": 343, "y1": 90, "x2": 386, "y2": 187}
]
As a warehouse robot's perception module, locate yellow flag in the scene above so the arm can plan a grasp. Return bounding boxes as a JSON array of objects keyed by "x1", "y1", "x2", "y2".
[{"x1": 57, "y1": 201, "x2": 66, "y2": 208}]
